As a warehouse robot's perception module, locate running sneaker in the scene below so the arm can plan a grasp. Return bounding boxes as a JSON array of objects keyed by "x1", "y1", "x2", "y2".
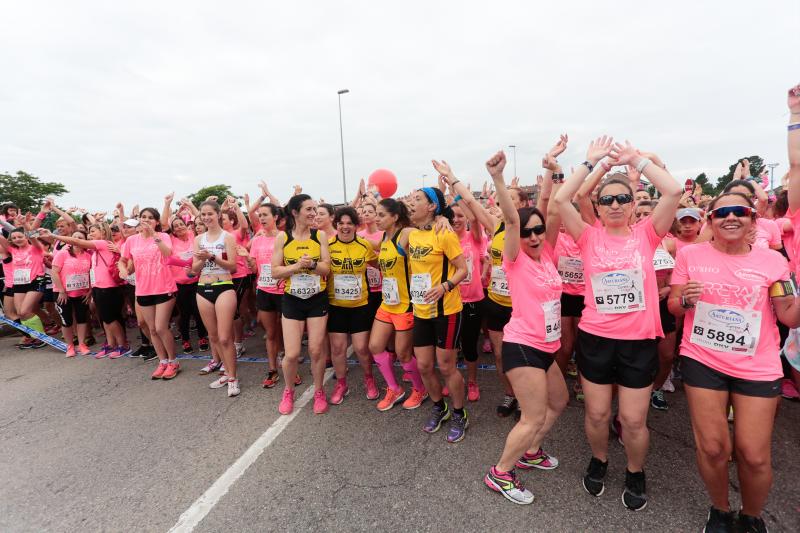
[
  {"x1": 114, "y1": 345, "x2": 132, "y2": 358},
  {"x1": 481, "y1": 338, "x2": 492, "y2": 353},
  {"x1": 484, "y1": 466, "x2": 534, "y2": 505},
  {"x1": 447, "y1": 409, "x2": 469, "y2": 443},
  {"x1": 496, "y1": 395, "x2": 518, "y2": 418},
  {"x1": 151, "y1": 362, "x2": 168, "y2": 380},
  {"x1": 516, "y1": 448, "x2": 559, "y2": 470},
  {"x1": 566, "y1": 360, "x2": 578, "y2": 378},
  {"x1": 262, "y1": 370, "x2": 280, "y2": 388},
  {"x1": 45, "y1": 323, "x2": 60, "y2": 336},
  {"x1": 330, "y1": 380, "x2": 349, "y2": 405},
  {"x1": 85, "y1": 335, "x2": 96, "y2": 346},
  {"x1": 209, "y1": 375, "x2": 229, "y2": 389},
  {"x1": 364, "y1": 375, "x2": 379, "y2": 400},
  {"x1": 401, "y1": 372, "x2": 412, "y2": 383},
  {"x1": 77, "y1": 344, "x2": 91, "y2": 356},
  {"x1": 227, "y1": 379, "x2": 240, "y2": 397},
  {"x1": 702, "y1": 507, "x2": 735, "y2": 533},
  {"x1": 279, "y1": 388, "x2": 295, "y2": 414},
  {"x1": 198, "y1": 337, "x2": 209, "y2": 351},
  {"x1": 622, "y1": 470, "x2": 648, "y2": 511},
  {"x1": 442, "y1": 385, "x2": 450, "y2": 397},
  {"x1": 611, "y1": 415, "x2": 624, "y2": 445},
  {"x1": 377, "y1": 387, "x2": 405, "y2": 411},
  {"x1": 780, "y1": 378, "x2": 800, "y2": 400},
  {"x1": 141, "y1": 347, "x2": 157, "y2": 361},
  {"x1": 573, "y1": 381, "x2": 585, "y2": 402},
  {"x1": 736, "y1": 512, "x2": 768, "y2": 533},
  {"x1": 95, "y1": 344, "x2": 112, "y2": 358},
  {"x1": 65, "y1": 345, "x2": 76, "y2": 358},
  {"x1": 243, "y1": 328, "x2": 255, "y2": 339},
  {"x1": 423, "y1": 402, "x2": 450, "y2": 433},
  {"x1": 294, "y1": 374, "x2": 303, "y2": 386},
  {"x1": 162, "y1": 361, "x2": 180, "y2": 380},
  {"x1": 199, "y1": 360, "x2": 223, "y2": 375},
  {"x1": 650, "y1": 390, "x2": 668, "y2": 411},
  {"x1": 467, "y1": 381, "x2": 480, "y2": 402},
  {"x1": 582, "y1": 457, "x2": 608, "y2": 497},
  {"x1": 182, "y1": 341, "x2": 193, "y2": 354},
  {"x1": 402, "y1": 388, "x2": 428, "y2": 410},
  {"x1": 661, "y1": 375, "x2": 675, "y2": 393},
  {"x1": 313, "y1": 390, "x2": 328, "y2": 414},
  {"x1": 130, "y1": 345, "x2": 148, "y2": 358},
  {"x1": 19, "y1": 340, "x2": 46, "y2": 350},
  {"x1": 235, "y1": 342, "x2": 245, "y2": 358}
]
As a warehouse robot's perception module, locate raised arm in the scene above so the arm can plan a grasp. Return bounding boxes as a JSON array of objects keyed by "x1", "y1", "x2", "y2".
[
  {"x1": 36, "y1": 229, "x2": 98, "y2": 250},
  {"x1": 258, "y1": 180, "x2": 281, "y2": 206},
  {"x1": 485, "y1": 151, "x2": 521, "y2": 261},
  {"x1": 540, "y1": 155, "x2": 564, "y2": 249},
  {"x1": 433, "y1": 160, "x2": 500, "y2": 238},
  {"x1": 161, "y1": 192, "x2": 174, "y2": 228},
  {"x1": 789, "y1": 84, "x2": 800, "y2": 212}
]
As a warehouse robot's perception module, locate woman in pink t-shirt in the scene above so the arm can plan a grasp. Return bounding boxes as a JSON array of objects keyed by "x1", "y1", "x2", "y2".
[
  {"x1": 221, "y1": 201, "x2": 251, "y2": 358},
  {"x1": 480, "y1": 149, "x2": 568, "y2": 505},
  {"x1": 51, "y1": 230, "x2": 92, "y2": 357},
  {"x1": 167, "y1": 217, "x2": 209, "y2": 354},
  {"x1": 0, "y1": 228, "x2": 48, "y2": 345},
  {"x1": 553, "y1": 137, "x2": 682, "y2": 511},
  {"x1": 119, "y1": 208, "x2": 179, "y2": 380},
  {"x1": 669, "y1": 191, "x2": 800, "y2": 531}
]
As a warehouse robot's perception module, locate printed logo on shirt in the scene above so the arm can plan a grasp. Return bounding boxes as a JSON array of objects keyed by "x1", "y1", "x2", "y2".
[
  {"x1": 734, "y1": 268, "x2": 768, "y2": 283},
  {"x1": 708, "y1": 308, "x2": 746, "y2": 326},
  {"x1": 378, "y1": 256, "x2": 398, "y2": 271},
  {"x1": 688, "y1": 265, "x2": 720, "y2": 274},
  {"x1": 409, "y1": 245, "x2": 433, "y2": 260},
  {"x1": 330, "y1": 255, "x2": 365, "y2": 273}
]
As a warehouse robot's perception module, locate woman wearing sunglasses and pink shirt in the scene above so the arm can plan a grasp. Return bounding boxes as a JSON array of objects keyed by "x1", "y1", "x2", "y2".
[{"x1": 553, "y1": 136, "x2": 682, "y2": 511}]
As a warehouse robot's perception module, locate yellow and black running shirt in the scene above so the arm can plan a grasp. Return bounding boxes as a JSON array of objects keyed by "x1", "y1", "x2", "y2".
[
  {"x1": 327, "y1": 235, "x2": 376, "y2": 308},
  {"x1": 282, "y1": 229, "x2": 326, "y2": 299},
  {"x1": 378, "y1": 230, "x2": 412, "y2": 314},
  {"x1": 488, "y1": 222, "x2": 512, "y2": 308},
  {"x1": 408, "y1": 227, "x2": 463, "y2": 319}
]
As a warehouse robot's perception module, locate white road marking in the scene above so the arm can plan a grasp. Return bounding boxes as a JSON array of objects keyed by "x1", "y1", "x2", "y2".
[{"x1": 169, "y1": 369, "x2": 333, "y2": 532}]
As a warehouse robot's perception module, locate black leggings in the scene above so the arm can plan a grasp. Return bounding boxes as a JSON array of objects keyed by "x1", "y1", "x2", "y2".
[
  {"x1": 92, "y1": 286, "x2": 124, "y2": 325},
  {"x1": 460, "y1": 300, "x2": 485, "y2": 363},
  {"x1": 55, "y1": 296, "x2": 89, "y2": 328},
  {"x1": 177, "y1": 283, "x2": 207, "y2": 341}
]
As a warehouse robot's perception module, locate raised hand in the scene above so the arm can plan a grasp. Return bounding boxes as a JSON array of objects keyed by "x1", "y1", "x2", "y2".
[
  {"x1": 682, "y1": 280, "x2": 704, "y2": 307},
  {"x1": 243, "y1": 193, "x2": 250, "y2": 208},
  {"x1": 609, "y1": 140, "x2": 643, "y2": 166},
  {"x1": 431, "y1": 160, "x2": 454, "y2": 180},
  {"x1": 205, "y1": 195, "x2": 218, "y2": 203},
  {"x1": 485, "y1": 151, "x2": 506, "y2": 179},
  {"x1": 258, "y1": 180, "x2": 270, "y2": 196},
  {"x1": 511, "y1": 176, "x2": 520, "y2": 188},
  {"x1": 627, "y1": 164, "x2": 641, "y2": 182},
  {"x1": 788, "y1": 84, "x2": 800, "y2": 115},
  {"x1": 165, "y1": 192, "x2": 175, "y2": 204},
  {"x1": 587, "y1": 135, "x2": 615, "y2": 164},
  {"x1": 542, "y1": 154, "x2": 559, "y2": 171},
  {"x1": 358, "y1": 178, "x2": 365, "y2": 196},
  {"x1": 548, "y1": 133, "x2": 569, "y2": 159},
  {"x1": 293, "y1": 185, "x2": 302, "y2": 196}
]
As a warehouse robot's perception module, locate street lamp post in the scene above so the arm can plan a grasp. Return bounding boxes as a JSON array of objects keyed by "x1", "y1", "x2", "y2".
[
  {"x1": 508, "y1": 145, "x2": 517, "y2": 178},
  {"x1": 337, "y1": 89, "x2": 350, "y2": 204},
  {"x1": 766, "y1": 162, "x2": 780, "y2": 191},
  {"x1": 422, "y1": 174, "x2": 427, "y2": 187}
]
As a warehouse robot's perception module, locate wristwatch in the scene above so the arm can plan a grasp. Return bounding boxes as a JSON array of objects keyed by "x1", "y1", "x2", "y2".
[{"x1": 154, "y1": 238, "x2": 162, "y2": 244}]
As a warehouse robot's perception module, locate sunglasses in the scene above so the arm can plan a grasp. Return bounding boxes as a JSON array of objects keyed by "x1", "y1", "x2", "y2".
[
  {"x1": 520, "y1": 224, "x2": 546, "y2": 238},
  {"x1": 598, "y1": 193, "x2": 634, "y2": 206},
  {"x1": 708, "y1": 205, "x2": 754, "y2": 219}
]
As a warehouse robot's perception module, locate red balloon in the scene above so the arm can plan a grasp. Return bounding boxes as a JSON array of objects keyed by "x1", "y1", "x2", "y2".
[{"x1": 368, "y1": 169, "x2": 398, "y2": 198}]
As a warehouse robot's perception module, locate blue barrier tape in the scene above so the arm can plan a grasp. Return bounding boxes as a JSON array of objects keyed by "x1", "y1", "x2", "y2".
[{"x1": 0, "y1": 313, "x2": 69, "y2": 352}]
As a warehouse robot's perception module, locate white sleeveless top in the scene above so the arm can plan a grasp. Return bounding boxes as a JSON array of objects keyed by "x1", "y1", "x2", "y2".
[{"x1": 199, "y1": 231, "x2": 231, "y2": 276}]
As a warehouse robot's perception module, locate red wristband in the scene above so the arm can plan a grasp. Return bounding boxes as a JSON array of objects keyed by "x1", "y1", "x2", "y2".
[{"x1": 36, "y1": 212, "x2": 46, "y2": 220}]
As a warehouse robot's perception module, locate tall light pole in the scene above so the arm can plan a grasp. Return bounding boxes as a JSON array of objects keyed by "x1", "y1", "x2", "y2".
[
  {"x1": 422, "y1": 174, "x2": 427, "y2": 187},
  {"x1": 508, "y1": 145, "x2": 517, "y2": 178},
  {"x1": 337, "y1": 89, "x2": 350, "y2": 204},
  {"x1": 766, "y1": 162, "x2": 780, "y2": 191}
]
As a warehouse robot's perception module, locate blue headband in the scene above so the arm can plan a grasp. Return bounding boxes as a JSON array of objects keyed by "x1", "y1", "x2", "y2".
[{"x1": 420, "y1": 187, "x2": 441, "y2": 215}]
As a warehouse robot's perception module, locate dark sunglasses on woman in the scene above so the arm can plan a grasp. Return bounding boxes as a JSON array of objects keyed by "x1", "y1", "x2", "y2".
[
  {"x1": 597, "y1": 193, "x2": 634, "y2": 206},
  {"x1": 520, "y1": 224, "x2": 546, "y2": 238},
  {"x1": 708, "y1": 205, "x2": 754, "y2": 219}
]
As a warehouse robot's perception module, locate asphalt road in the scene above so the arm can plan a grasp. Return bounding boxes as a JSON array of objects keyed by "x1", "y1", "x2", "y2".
[{"x1": 1, "y1": 332, "x2": 798, "y2": 533}]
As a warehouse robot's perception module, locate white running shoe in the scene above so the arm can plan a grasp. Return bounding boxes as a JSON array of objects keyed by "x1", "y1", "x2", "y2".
[
  {"x1": 227, "y1": 379, "x2": 240, "y2": 397},
  {"x1": 210, "y1": 375, "x2": 229, "y2": 389},
  {"x1": 661, "y1": 377, "x2": 675, "y2": 393}
]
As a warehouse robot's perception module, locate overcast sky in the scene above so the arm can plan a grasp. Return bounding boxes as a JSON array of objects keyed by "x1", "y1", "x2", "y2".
[{"x1": 1, "y1": 1, "x2": 799, "y2": 211}]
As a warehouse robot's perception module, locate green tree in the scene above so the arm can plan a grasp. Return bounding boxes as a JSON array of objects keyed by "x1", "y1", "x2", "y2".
[
  {"x1": 693, "y1": 173, "x2": 715, "y2": 196},
  {"x1": 712, "y1": 156, "x2": 764, "y2": 195},
  {"x1": 187, "y1": 184, "x2": 236, "y2": 206},
  {"x1": 0, "y1": 171, "x2": 68, "y2": 213}
]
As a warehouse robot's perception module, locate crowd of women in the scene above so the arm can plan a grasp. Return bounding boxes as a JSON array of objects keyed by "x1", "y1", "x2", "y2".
[{"x1": 1, "y1": 85, "x2": 799, "y2": 532}]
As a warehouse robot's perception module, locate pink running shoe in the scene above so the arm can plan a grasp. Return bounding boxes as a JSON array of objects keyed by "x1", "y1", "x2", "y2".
[
  {"x1": 401, "y1": 372, "x2": 412, "y2": 383},
  {"x1": 94, "y1": 344, "x2": 111, "y2": 359},
  {"x1": 467, "y1": 381, "x2": 480, "y2": 402},
  {"x1": 781, "y1": 378, "x2": 800, "y2": 400},
  {"x1": 279, "y1": 388, "x2": 295, "y2": 414},
  {"x1": 65, "y1": 345, "x2": 76, "y2": 358},
  {"x1": 151, "y1": 362, "x2": 168, "y2": 380},
  {"x1": 77, "y1": 344, "x2": 91, "y2": 356},
  {"x1": 313, "y1": 390, "x2": 329, "y2": 414},
  {"x1": 330, "y1": 380, "x2": 349, "y2": 405},
  {"x1": 482, "y1": 338, "x2": 492, "y2": 353},
  {"x1": 364, "y1": 375, "x2": 379, "y2": 400}
]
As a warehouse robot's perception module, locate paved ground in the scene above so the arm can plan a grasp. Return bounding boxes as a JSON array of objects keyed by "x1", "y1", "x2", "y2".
[{"x1": 1, "y1": 332, "x2": 799, "y2": 533}]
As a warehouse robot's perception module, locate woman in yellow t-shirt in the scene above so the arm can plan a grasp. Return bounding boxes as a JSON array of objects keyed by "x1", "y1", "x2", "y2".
[{"x1": 408, "y1": 186, "x2": 468, "y2": 443}]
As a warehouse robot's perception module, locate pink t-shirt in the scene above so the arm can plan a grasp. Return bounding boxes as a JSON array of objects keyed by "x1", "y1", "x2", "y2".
[
  {"x1": 502, "y1": 242, "x2": 562, "y2": 353},
  {"x1": 458, "y1": 230, "x2": 487, "y2": 303},
  {"x1": 786, "y1": 211, "x2": 800, "y2": 275},
  {"x1": 775, "y1": 217, "x2": 793, "y2": 263},
  {"x1": 576, "y1": 219, "x2": 664, "y2": 340},
  {"x1": 90, "y1": 240, "x2": 121, "y2": 289},
  {"x1": 169, "y1": 234, "x2": 196, "y2": 285},
  {"x1": 672, "y1": 242, "x2": 790, "y2": 381},
  {"x1": 753, "y1": 218, "x2": 781, "y2": 249},
  {"x1": 358, "y1": 229, "x2": 383, "y2": 292},
  {"x1": 555, "y1": 232, "x2": 584, "y2": 296},
  {"x1": 250, "y1": 234, "x2": 284, "y2": 295},
  {"x1": 52, "y1": 248, "x2": 92, "y2": 297},
  {"x1": 121, "y1": 233, "x2": 177, "y2": 296},
  {"x1": 232, "y1": 231, "x2": 250, "y2": 279},
  {"x1": 8, "y1": 245, "x2": 45, "y2": 285}
]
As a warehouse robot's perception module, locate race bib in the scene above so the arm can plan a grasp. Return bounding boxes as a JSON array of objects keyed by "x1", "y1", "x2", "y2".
[
  {"x1": 464, "y1": 254, "x2": 474, "y2": 285},
  {"x1": 258, "y1": 264, "x2": 277, "y2": 288},
  {"x1": 382, "y1": 277, "x2": 400, "y2": 306},
  {"x1": 557, "y1": 256, "x2": 584, "y2": 285},
  {"x1": 65, "y1": 273, "x2": 90, "y2": 292},
  {"x1": 13, "y1": 268, "x2": 31, "y2": 285},
  {"x1": 542, "y1": 300, "x2": 562, "y2": 342},
  {"x1": 690, "y1": 301, "x2": 761, "y2": 357},
  {"x1": 333, "y1": 274, "x2": 361, "y2": 301},
  {"x1": 90, "y1": 268, "x2": 96, "y2": 286},
  {"x1": 366, "y1": 266, "x2": 382, "y2": 289},
  {"x1": 490, "y1": 266, "x2": 509, "y2": 296},
  {"x1": 652, "y1": 248, "x2": 675, "y2": 271},
  {"x1": 590, "y1": 268, "x2": 645, "y2": 314},
  {"x1": 288, "y1": 273, "x2": 320, "y2": 299},
  {"x1": 410, "y1": 273, "x2": 432, "y2": 305}
]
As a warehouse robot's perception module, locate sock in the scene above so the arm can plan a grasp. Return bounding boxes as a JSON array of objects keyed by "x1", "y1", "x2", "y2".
[
  {"x1": 434, "y1": 398, "x2": 446, "y2": 409},
  {"x1": 23, "y1": 315, "x2": 44, "y2": 333},
  {"x1": 401, "y1": 357, "x2": 425, "y2": 392},
  {"x1": 453, "y1": 407, "x2": 464, "y2": 416},
  {"x1": 374, "y1": 351, "x2": 400, "y2": 391}
]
